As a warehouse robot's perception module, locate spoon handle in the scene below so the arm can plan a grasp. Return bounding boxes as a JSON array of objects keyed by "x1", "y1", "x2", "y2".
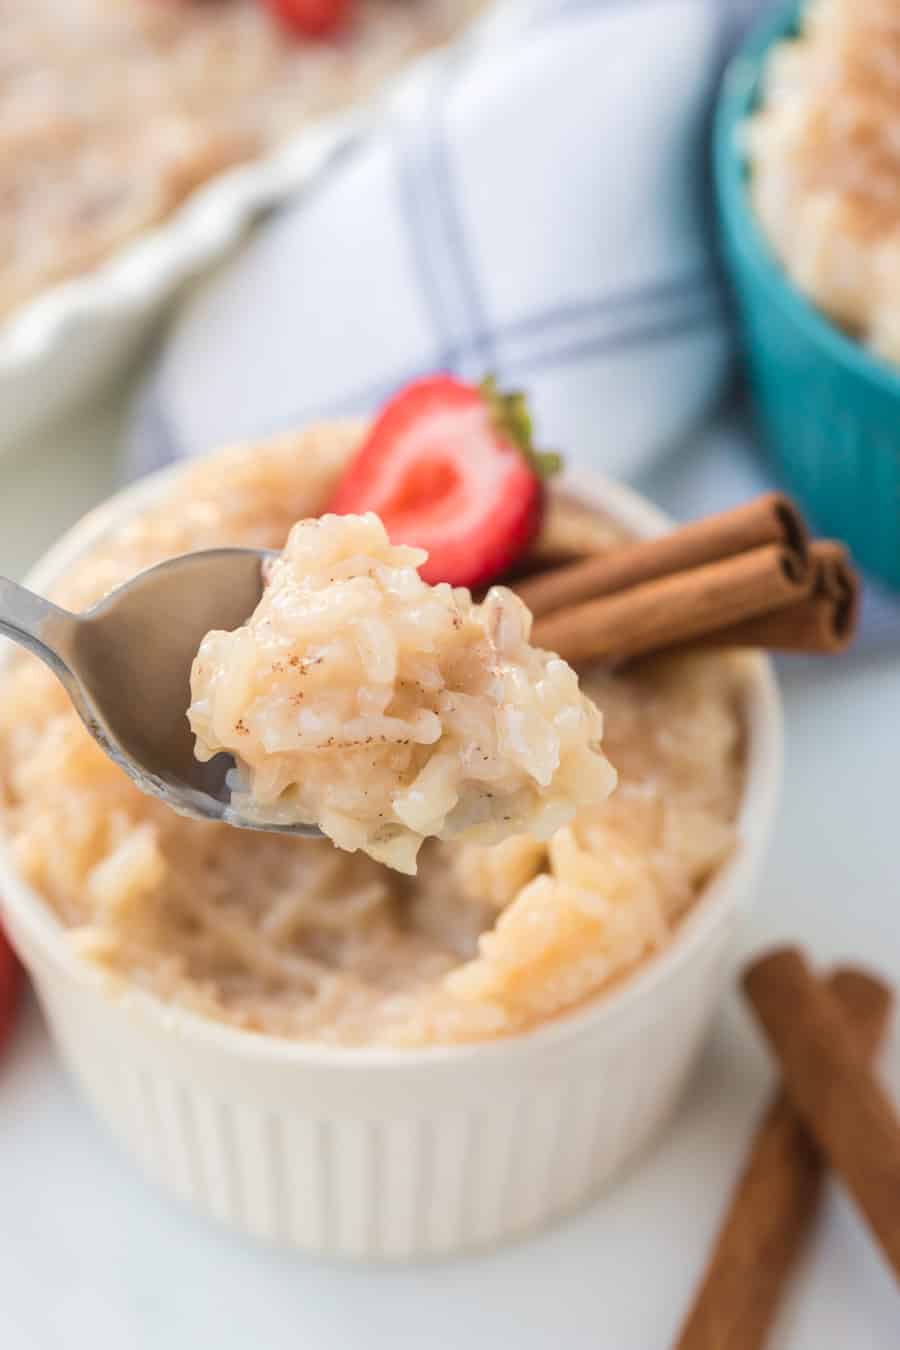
[{"x1": 0, "y1": 577, "x2": 77, "y2": 680}]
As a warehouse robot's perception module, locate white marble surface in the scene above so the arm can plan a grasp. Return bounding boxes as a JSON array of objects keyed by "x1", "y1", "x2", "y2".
[{"x1": 1, "y1": 395, "x2": 899, "y2": 1348}]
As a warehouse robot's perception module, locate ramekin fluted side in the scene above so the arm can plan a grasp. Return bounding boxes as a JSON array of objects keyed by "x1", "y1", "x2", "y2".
[{"x1": 14, "y1": 903, "x2": 735, "y2": 1260}]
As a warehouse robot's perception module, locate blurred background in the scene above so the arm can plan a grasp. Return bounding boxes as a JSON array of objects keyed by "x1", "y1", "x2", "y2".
[{"x1": 1, "y1": 1, "x2": 898, "y2": 1346}]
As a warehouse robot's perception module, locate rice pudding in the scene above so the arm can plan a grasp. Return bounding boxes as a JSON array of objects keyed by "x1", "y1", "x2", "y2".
[
  {"x1": 0, "y1": 426, "x2": 745, "y2": 1046},
  {"x1": 747, "y1": 0, "x2": 900, "y2": 362},
  {"x1": 189, "y1": 512, "x2": 615, "y2": 872}
]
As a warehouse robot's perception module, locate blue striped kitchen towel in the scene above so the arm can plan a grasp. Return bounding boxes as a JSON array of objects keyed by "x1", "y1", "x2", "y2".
[{"x1": 131, "y1": 0, "x2": 779, "y2": 483}]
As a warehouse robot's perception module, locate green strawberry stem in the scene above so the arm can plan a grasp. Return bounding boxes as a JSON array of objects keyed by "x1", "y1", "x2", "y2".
[{"x1": 479, "y1": 376, "x2": 562, "y2": 479}]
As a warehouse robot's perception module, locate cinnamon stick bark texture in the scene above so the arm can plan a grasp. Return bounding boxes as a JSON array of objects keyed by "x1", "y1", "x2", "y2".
[
  {"x1": 517, "y1": 493, "x2": 809, "y2": 619},
  {"x1": 744, "y1": 948, "x2": 900, "y2": 1286},
  {"x1": 685, "y1": 541, "x2": 860, "y2": 655},
  {"x1": 675, "y1": 968, "x2": 892, "y2": 1350},
  {"x1": 529, "y1": 544, "x2": 809, "y2": 668}
]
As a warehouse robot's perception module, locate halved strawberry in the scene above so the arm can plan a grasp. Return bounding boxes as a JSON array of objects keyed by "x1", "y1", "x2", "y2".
[
  {"x1": 260, "y1": 0, "x2": 351, "y2": 39},
  {"x1": 0, "y1": 923, "x2": 21, "y2": 1059},
  {"x1": 327, "y1": 376, "x2": 560, "y2": 588}
]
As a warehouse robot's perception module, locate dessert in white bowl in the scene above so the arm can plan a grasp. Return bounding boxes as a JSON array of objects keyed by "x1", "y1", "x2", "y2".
[{"x1": 0, "y1": 379, "x2": 780, "y2": 1255}]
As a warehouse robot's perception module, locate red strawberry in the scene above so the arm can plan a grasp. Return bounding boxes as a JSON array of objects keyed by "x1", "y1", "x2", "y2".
[
  {"x1": 328, "y1": 376, "x2": 561, "y2": 588},
  {"x1": 260, "y1": 0, "x2": 351, "y2": 39},
  {"x1": 0, "y1": 923, "x2": 21, "y2": 1058}
]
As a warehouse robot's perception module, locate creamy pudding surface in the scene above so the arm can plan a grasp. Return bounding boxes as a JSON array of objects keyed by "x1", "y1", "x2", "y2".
[{"x1": 0, "y1": 427, "x2": 745, "y2": 1046}]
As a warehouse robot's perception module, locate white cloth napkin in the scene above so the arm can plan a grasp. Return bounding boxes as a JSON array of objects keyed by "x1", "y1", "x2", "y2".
[
  {"x1": 131, "y1": 0, "x2": 764, "y2": 479},
  {"x1": 129, "y1": 0, "x2": 896, "y2": 650}
]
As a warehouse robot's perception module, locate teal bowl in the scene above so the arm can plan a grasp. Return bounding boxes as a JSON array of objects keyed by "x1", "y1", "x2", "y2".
[{"x1": 715, "y1": 0, "x2": 900, "y2": 589}]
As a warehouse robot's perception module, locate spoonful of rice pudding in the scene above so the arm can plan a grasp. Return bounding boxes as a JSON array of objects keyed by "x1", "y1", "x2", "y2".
[
  {"x1": 188, "y1": 511, "x2": 615, "y2": 871},
  {"x1": 0, "y1": 512, "x2": 615, "y2": 870}
]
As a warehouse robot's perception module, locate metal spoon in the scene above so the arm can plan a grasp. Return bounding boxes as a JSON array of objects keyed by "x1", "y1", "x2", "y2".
[{"x1": 0, "y1": 550, "x2": 322, "y2": 836}]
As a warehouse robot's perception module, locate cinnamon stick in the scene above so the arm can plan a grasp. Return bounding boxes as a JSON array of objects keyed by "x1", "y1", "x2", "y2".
[
  {"x1": 675, "y1": 967, "x2": 892, "y2": 1350},
  {"x1": 744, "y1": 948, "x2": 900, "y2": 1285},
  {"x1": 684, "y1": 541, "x2": 860, "y2": 655},
  {"x1": 517, "y1": 493, "x2": 809, "y2": 620},
  {"x1": 530, "y1": 543, "x2": 810, "y2": 668}
]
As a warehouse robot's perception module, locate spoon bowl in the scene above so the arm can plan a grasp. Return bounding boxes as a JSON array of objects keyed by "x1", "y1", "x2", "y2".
[{"x1": 0, "y1": 551, "x2": 323, "y2": 836}]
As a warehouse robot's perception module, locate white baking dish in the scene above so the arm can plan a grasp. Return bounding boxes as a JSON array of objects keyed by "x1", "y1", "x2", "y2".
[{"x1": 0, "y1": 0, "x2": 534, "y2": 450}]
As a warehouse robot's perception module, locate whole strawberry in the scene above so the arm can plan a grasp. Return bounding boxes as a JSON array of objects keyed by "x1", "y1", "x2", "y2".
[{"x1": 260, "y1": 0, "x2": 351, "y2": 39}]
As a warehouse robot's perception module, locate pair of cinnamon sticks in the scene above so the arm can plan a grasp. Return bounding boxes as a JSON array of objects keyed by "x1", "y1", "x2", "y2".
[
  {"x1": 675, "y1": 948, "x2": 899, "y2": 1349},
  {"x1": 516, "y1": 494, "x2": 860, "y2": 666}
]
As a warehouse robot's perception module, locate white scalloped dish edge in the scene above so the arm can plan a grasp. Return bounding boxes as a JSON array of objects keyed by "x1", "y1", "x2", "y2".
[{"x1": 0, "y1": 0, "x2": 533, "y2": 448}]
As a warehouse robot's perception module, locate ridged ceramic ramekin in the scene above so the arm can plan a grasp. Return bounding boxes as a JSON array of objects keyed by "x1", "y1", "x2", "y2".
[
  {"x1": 715, "y1": 0, "x2": 900, "y2": 591},
  {"x1": 0, "y1": 469, "x2": 781, "y2": 1261}
]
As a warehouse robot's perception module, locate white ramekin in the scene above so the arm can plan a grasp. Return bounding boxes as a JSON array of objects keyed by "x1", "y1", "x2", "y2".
[{"x1": 0, "y1": 469, "x2": 781, "y2": 1261}]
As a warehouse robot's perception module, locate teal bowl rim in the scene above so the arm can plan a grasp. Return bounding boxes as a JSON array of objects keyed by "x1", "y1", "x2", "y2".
[{"x1": 713, "y1": 0, "x2": 900, "y2": 403}]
